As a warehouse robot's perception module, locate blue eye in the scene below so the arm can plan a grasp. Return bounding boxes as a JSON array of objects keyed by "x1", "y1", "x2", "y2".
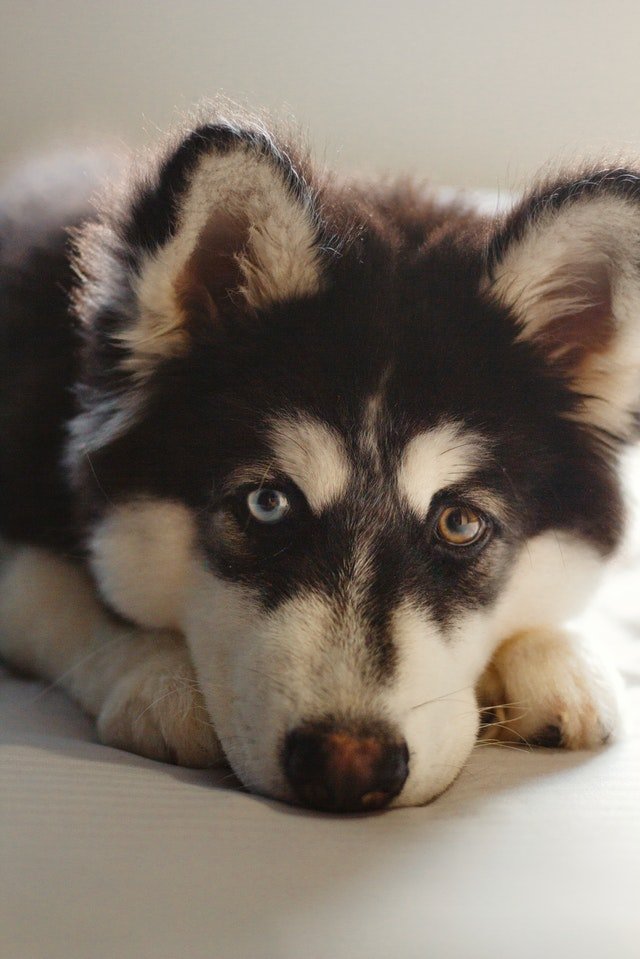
[{"x1": 246, "y1": 488, "x2": 290, "y2": 524}]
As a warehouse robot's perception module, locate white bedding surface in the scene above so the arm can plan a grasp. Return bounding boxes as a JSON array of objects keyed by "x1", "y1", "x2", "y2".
[
  {"x1": 2, "y1": 557, "x2": 639, "y2": 959},
  {"x1": 2, "y1": 503, "x2": 640, "y2": 958}
]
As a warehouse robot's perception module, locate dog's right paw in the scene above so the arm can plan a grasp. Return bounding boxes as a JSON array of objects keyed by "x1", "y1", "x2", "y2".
[
  {"x1": 477, "y1": 628, "x2": 623, "y2": 750},
  {"x1": 97, "y1": 646, "x2": 224, "y2": 768}
]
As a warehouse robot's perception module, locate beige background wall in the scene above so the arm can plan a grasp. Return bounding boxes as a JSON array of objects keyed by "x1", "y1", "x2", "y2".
[{"x1": 2, "y1": 0, "x2": 640, "y2": 189}]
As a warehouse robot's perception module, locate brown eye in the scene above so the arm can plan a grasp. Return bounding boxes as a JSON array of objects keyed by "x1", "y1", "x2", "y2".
[{"x1": 436, "y1": 505, "x2": 486, "y2": 546}]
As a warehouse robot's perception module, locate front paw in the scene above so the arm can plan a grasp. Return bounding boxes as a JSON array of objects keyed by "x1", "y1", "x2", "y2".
[
  {"x1": 97, "y1": 647, "x2": 224, "y2": 768},
  {"x1": 477, "y1": 629, "x2": 623, "y2": 749}
]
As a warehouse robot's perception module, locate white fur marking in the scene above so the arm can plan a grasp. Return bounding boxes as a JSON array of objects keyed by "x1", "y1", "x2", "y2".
[
  {"x1": 268, "y1": 415, "x2": 351, "y2": 511},
  {"x1": 398, "y1": 423, "x2": 490, "y2": 516},
  {"x1": 488, "y1": 531, "x2": 603, "y2": 641},
  {"x1": 88, "y1": 498, "x2": 196, "y2": 629},
  {"x1": 359, "y1": 367, "x2": 393, "y2": 469}
]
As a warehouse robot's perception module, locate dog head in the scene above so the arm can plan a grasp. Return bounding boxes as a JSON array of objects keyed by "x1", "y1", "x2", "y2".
[{"x1": 67, "y1": 115, "x2": 640, "y2": 809}]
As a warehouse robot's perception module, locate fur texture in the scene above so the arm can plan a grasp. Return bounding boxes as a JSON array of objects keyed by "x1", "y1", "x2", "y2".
[{"x1": 0, "y1": 109, "x2": 635, "y2": 810}]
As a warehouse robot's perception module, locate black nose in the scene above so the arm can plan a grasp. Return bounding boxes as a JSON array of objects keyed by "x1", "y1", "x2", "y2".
[{"x1": 282, "y1": 723, "x2": 409, "y2": 812}]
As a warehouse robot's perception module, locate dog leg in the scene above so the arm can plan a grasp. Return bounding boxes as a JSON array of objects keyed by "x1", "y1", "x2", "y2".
[
  {"x1": 0, "y1": 543, "x2": 223, "y2": 767},
  {"x1": 476, "y1": 628, "x2": 623, "y2": 748}
]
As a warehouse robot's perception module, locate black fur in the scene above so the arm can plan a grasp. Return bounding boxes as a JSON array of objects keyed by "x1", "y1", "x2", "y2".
[
  {"x1": 124, "y1": 122, "x2": 318, "y2": 255},
  {"x1": 0, "y1": 166, "x2": 94, "y2": 552}
]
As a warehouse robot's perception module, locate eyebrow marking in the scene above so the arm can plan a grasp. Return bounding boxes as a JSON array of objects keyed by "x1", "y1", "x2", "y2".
[
  {"x1": 398, "y1": 422, "x2": 491, "y2": 516},
  {"x1": 268, "y1": 414, "x2": 351, "y2": 512}
]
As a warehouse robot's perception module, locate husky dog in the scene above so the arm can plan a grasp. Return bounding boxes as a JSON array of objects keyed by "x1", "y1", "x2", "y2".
[{"x1": 0, "y1": 113, "x2": 632, "y2": 811}]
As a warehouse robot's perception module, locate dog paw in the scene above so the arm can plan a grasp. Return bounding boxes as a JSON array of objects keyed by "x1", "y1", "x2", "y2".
[
  {"x1": 477, "y1": 628, "x2": 623, "y2": 749},
  {"x1": 97, "y1": 645, "x2": 224, "y2": 768}
]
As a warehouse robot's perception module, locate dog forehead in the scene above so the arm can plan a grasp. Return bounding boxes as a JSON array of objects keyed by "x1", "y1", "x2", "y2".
[{"x1": 264, "y1": 404, "x2": 488, "y2": 517}]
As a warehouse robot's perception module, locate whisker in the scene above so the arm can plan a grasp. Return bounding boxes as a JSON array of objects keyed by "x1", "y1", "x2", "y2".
[
  {"x1": 25, "y1": 635, "x2": 127, "y2": 706},
  {"x1": 84, "y1": 451, "x2": 115, "y2": 506},
  {"x1": 478, "y1": 710, "x2": 530, "y2": 730},
  {"x1": 411, "y1": 684, "x2": 474, "y2": 711},
  {"x1": 479, "y1": 700, "x2": 528, "y2": 711},
  {"x1": 193, "y1": 715, "x2": 218, "y2": 731},
  {"x1": 475, "y1": 739, "x2": 534, "y2": 753},
  {"x1": 213, "y1": 770, "x2": 242, "y2": 786},
  {"x1": 134, "y1": 685, "x2": 188, "y2": 721}
]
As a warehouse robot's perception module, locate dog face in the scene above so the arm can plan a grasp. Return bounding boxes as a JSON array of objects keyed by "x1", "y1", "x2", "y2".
[{"x1": 67, "y1": 119, "x2": 640, "y2": 808}]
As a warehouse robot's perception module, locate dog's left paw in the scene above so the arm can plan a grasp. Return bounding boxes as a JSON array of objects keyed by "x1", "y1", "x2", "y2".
[
  {"x1": 477, "y1": 628, "x2": 623, "y2": 749},
  {"x1": 97, "y1": 641, "x2": 224, "y2": 768}
]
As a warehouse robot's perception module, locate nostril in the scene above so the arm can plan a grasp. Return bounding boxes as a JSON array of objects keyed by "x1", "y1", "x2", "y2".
[
  {"x1": 283, "y1": 727, "x2": 326, "y2": 786},
  {"x1": 283, "y1": 724, "x2": 409, "y2": 812},
  {"x1": 377, "y1": 740, "x2": 410, "y2": 792}
]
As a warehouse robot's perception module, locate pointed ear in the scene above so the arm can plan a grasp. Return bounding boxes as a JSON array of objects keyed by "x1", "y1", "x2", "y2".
[
  {"x1": 110, "y1": 121, "x2": 325, "y2": 377},
  {"x1": 485, "y1": 169, "x2": 640, "y2": 440}
]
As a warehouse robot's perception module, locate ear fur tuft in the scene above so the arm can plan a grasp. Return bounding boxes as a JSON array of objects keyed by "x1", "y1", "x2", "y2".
[
  {"x1": 485, "y1": 167, "x2": 640, "y2": 441},
  {"x1": 74, "y1": 112, "x2": 327, "y2": 384}
]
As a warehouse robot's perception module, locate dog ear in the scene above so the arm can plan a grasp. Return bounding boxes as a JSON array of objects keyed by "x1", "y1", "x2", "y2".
[
  {"x1": 88, "y1": 120, "x2": 325, "y2": 380},
  {"x1": 485, "y1": 169, "x2": 640, "y2": 440}
]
